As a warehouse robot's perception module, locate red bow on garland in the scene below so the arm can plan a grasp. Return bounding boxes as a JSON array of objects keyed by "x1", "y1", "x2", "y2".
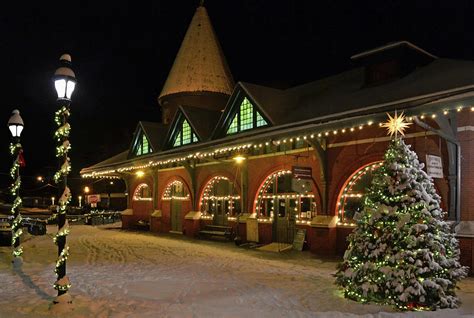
[{"x1": 18, "y1": 150, "x2": 26, "y2": 167}]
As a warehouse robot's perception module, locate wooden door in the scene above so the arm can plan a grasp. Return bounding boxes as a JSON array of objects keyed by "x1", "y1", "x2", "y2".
[
  {"x1": 274, "y1": 198, "x2": 296, "y2": 243},
  {"x1": 171, "y1": 199, "x2": 182, "y2": 232},
  {"x1": 213, "y1": 199, "x2": 226, "y2": 226}
]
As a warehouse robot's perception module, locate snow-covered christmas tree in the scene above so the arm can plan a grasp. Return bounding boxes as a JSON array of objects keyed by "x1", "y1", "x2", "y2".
[{"x1": 335, "y1": 112, "x2": 468, "y2": 311}]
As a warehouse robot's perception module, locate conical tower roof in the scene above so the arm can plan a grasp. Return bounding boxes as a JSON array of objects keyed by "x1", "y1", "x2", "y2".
[{"x1": 158, "y1": 5, "x2": 234, "y2": 104}]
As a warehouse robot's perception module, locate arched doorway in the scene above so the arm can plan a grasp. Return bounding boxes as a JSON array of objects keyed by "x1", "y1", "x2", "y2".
[
  {"x1": 162, "y1": 180, "x2": 190, "y2": 233},
  {"x1": 131, "y1": 183, "x2": 154, "y2": 226},
  {"x1": 336, "y1": 161, "x2": 383, "y2": 224},
  {"x1": 199, "y1": 176, "x2": 240, "y2": 226},
  {"x1": 255, "y1": 169, "x2": 318, "y2": 243}
]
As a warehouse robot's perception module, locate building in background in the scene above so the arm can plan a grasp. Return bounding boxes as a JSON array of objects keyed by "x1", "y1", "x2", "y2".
[{"x1": 81, "y1": 4, "x2": 474, "y2": 273}]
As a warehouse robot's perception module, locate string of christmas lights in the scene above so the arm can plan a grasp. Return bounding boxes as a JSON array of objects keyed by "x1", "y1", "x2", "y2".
[
  {"x1": 9, "y1": 141, "x2": 23, "y2": 258},
  {"x1": 53, "y1": 104, "x2": 72, "y2": 294},
  {"x1": 82, "y1": 105, "x2": 473, "y2": 179}
]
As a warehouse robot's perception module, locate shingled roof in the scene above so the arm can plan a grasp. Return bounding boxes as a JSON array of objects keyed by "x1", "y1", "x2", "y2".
[
  {"x1": 180, "y1": 106, "x2": 221, "y2": 141},
  {"x1": 158, "y1": 5, "x2": 234, "y2": 102},
  {"x1": 138, "y1": 121, "x2": 169, "y2": 152},
  {"x1": 285, "y1": 58, "x2": 474, "y2": 123}
]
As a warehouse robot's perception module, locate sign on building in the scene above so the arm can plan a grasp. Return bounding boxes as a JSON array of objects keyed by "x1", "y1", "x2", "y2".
[
  {"x1": 87, "y1": 194, "x2": 101, "y2": 204},
  {"x1": 292, "y1": 228, "x2": 306, "y2": 251},
  {"x1": 292, "y1": 166, "x2": 312, "y2": 179},
  {"x1": 426, "y1": 155, "x2": 443, "y2": 178}
]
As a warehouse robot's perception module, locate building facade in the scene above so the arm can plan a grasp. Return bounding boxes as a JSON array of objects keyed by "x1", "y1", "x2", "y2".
[{"x1": 81, "y1": 5, "x2": 474, "y2": 273}]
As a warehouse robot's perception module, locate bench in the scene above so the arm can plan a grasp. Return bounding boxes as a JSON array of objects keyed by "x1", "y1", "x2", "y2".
[{"x1": 199, "y1": 225, "x2": 233, "y2": 240}]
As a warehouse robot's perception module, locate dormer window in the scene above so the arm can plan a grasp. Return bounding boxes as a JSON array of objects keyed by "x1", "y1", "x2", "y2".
[
  {"x1": 134, "y1": 133, "x2": 152, "y2": 156},
  {"x1": 173, "y1": 119, "x2": 199, "y2": 147},
  {"x1": 226, "y1": 97, "x2": 268, "y2": 135}
]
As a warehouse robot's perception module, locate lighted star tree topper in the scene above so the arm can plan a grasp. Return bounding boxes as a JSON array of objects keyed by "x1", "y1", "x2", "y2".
[{"x1": 380, "y1": 111, "x2": 412, "y2": 138}]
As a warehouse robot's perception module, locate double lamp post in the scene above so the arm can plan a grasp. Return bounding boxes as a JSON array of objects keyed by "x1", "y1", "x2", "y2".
[{"x1": 6, "y1": 54, "x2": 77, "y2": 304}]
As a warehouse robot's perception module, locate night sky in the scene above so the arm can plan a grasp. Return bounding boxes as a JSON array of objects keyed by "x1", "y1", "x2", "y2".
[{"x1": 0, "y1": 0, "x2": 473, "y2": 195}]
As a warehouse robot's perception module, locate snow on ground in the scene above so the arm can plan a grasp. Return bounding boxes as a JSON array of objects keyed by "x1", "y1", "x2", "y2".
[{"x1": 0, "y1": 223, "x2": 473, "y2": 318}]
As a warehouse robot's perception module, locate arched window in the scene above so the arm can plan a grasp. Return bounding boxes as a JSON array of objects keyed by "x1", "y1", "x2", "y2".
[
  {"x1": 162, "y1": 180, "x2": 190, "y2": 201},
  {"x1": 255, "y1": 170, "x2": 317, "y2": 223},
  {"x1": 200, "y1": 176, "x2": 240, "y2": 218},
  {"x1": 133, "y1": 183, "x2": 152, "y2": 201},
  {"x1": 337, "y1": 161, "x2": 383, "y2": 223}
]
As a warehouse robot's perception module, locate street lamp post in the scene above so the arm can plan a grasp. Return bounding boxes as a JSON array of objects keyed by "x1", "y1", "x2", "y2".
[
  {"x1": 233, "y1": 155, "x2": 247, "y2": 245},
  {"x1": 52, "y1": 54, "x2": 76, "y2": 302},
  {"x1": 8, "y1": 109, "x2": 24, "y2": 267}
]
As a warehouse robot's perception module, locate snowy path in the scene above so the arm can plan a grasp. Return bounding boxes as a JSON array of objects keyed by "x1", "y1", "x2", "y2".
[{"x1": 0, "y1": 223, "x2": 473, "y2": 317}]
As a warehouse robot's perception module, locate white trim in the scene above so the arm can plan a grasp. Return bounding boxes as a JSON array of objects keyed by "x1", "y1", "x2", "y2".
[
  {"x1": 328, "y1": 131, "x2": 436, "y2": 148},
  {"x1": 158, "y1": 166, "x2": 185, "y2": 172},
  {"x1": 457, "y1": 126, "x2": 474, "y2": 132},
  {"x1": 351, "y1": 41, "x2": 438, "y2": 60},
  {"x1": 156, "y1": 132, "x2": 439, "y2": 174}
]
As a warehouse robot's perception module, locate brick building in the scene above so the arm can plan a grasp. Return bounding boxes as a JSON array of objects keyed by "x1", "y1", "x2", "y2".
[{"x1": 81, "y1": 5, "x2": 474, "y2": 272}]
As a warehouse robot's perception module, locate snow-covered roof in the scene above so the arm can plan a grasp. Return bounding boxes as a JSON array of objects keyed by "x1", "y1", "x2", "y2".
[
  {"x1": 158, "y1": 6, "x2": 234, "y2": 102},
  {"x1": 350, "y1": 40, "x2": 438, "y2": 60},
  {"x1": 81, "y1": 45, "x2": 474, "y2": 175}
]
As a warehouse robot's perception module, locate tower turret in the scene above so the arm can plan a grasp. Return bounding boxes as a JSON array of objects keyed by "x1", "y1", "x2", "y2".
[{"x1": 158, "y1": 4, "x2": 234, "y2": 124}]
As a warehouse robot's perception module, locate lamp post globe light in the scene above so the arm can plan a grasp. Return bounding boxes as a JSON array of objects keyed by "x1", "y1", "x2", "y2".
[
  {"x1": 8, "y1": 109, "x2": 24, "y2": 267},
  {"x1": 54, "y1": 54, "x2": 76, "y2": 100},
  {"x1": 8, "y1": 110, "x2": 24, "y2": 138},
  {"x1": 52, "y1": 54, "x2": 76, "y2": 304}
]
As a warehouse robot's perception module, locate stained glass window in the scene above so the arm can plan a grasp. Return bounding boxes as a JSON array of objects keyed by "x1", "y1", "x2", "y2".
[{"x1": 226, "y1": 97, "x2": 268, "y2": 135}]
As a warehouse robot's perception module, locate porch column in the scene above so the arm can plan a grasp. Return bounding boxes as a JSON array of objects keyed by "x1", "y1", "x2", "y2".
[
  {"x1": 151, "y1": 168, "x2": 159, "y2": 210},
  {"x1": 122, "y1": 174, "x2": 132, "y2": 209},
  {"x1": 308, "y1": 138, "x2": 328, "y2": 215},
  {"x1": 240, "y1": 159, "x2": 249, "y2": 213},
  {"x1": 184, "y1": 160, "x2": 197, "y2": 210}
]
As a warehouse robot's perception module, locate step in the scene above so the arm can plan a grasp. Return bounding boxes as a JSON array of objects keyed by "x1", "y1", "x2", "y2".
[{"x1": 199, "y1": 230, "x2": 229, "y2": 236}]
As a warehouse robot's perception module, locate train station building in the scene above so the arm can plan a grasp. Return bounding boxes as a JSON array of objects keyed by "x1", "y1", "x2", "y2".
[{"x1": 81, "y1": 5, "x2": 474, "y2": 272}]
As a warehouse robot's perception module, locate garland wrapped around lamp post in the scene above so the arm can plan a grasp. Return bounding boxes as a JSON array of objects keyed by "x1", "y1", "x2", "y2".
[
  {"x1": 52, "y1": 54, "x2": 77, "y2": 303},
  {"x1": 8, "y1": 109, "x2": 25, "y2": 266}
]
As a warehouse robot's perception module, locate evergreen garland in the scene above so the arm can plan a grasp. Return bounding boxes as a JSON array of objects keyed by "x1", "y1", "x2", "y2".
[
  {"x1": 53, "y1": 104, "x2": 72, "y2": 294},
  {"x1": 10, "y1": 142, "x2": 23, "y2": 258}
]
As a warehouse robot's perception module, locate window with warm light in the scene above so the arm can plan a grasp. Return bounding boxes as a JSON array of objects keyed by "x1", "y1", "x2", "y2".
[
  {"x1": 256, "y1": 170, "x2": 317, "y2": 222},
  {"x1": 337, "y1": 162, "x2": 383, "y2": 223},
  {"x1": 133, "y1": 183, "x2": 152, "y2": 201},
  {"x1": 200, "y1": 176, "x2": 241, "y2": 218},
  {"x1": 162, "y1": 180, "x2": 190, "y2": 201}
]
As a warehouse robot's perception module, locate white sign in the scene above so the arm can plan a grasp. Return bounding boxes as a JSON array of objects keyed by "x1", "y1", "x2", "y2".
[
  {"x1": 87, "y1": 194, "x2": 101, "y2": 204},
  {"x1": 426, "y1": 155, "x2": 443, "y2": 178}
]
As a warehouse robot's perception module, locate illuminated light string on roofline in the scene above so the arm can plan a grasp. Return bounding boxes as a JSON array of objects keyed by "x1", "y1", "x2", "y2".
[{"x1": 81, "y1": 106, "x2": 472, "y2": 178}]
